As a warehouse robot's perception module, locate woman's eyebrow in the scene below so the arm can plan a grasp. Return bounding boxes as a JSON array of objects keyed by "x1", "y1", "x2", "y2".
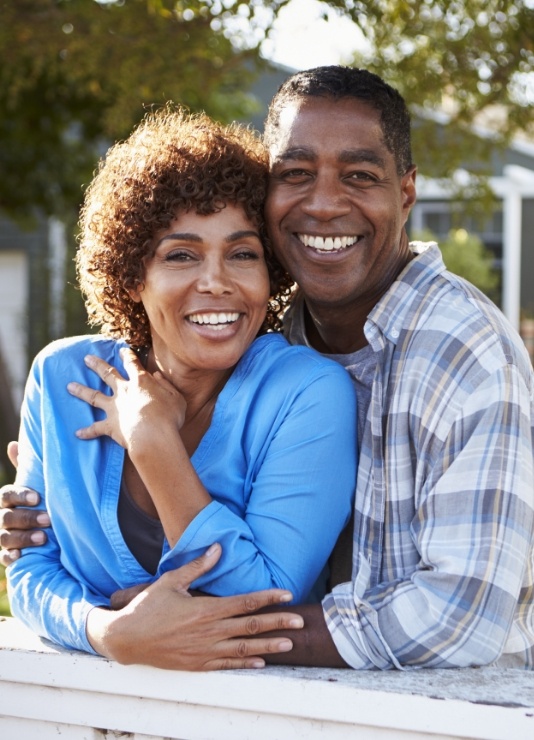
[
  {"x1": 157, "y1": 232, "x2": 201, "y2": 246},
  {"x1": 225, "y1": 230, "x2": 260, "y2": 243}
]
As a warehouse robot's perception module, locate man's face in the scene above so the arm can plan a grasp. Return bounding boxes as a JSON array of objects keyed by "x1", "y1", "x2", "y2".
[{"x1": 265, "y1": 96, "x2": 416, "y2": 312}]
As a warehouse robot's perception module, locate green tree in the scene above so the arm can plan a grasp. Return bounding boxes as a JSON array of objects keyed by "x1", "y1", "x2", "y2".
[
  {"x1": 414, "y1": 228, "x2": 500, "y2": 301},
  {"x1": 0, "y1": 0, "x2": 281, "y2": 222},
  {"x1": 321, "y1": 0, "x2": 533, "y2": 188}
]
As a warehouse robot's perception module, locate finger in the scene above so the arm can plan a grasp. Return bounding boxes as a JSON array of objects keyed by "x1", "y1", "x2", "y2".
[
  {"x1": 222, "y1": 609, "x2": 304, "y2": 639},
  {"x1": 67, "y1": 382, "x2": 106, "y2": 409},
  {"x1": 0, "y1": 527, "x2": 48, "y2": 549},
  {"x1": 119, "y1": 347, "x2": 145, "y2": 378},
  {"x1": 162, "y1": 543, "x2": 223, "y2": 592},
  {"x1": 7, "y1": 441, "x2": 18, "y2": 470},
  {"x1": 84, "y1": 354, "x2": 126, "y2": 387},
  {"x1": 0, "y1": 504, "x2": 50, "y2": 529},
  {"x1": 0, "y1": 485, "x2": 41, "y2": 509},
  {"x1": 74, "y1": 420, "x2": 111, "y2": 440},
  {"x1": 202, "y1": 635, "x2": 296, "y2": 671},
  {"x1": 0, "y1": 548, "x2": 21, "y2": 566}
]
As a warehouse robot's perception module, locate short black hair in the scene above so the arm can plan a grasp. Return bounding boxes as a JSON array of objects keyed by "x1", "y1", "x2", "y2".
[{"x1": 264, "y1": 66, "x2": 413, "y2": 176}]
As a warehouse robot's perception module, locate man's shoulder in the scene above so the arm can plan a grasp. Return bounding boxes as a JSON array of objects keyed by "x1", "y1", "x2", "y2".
[{"x1": 401, "y1": 271, "x2": 533, "y2": 384}]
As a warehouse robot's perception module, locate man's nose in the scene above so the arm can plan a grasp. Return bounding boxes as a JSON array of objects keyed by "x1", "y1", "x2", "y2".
[{"x1": 301, "y1": 174, "x2": 352, "y2": 220}]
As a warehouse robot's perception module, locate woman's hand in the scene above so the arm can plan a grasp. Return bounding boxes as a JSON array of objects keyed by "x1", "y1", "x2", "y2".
[
  {"x1": 67, "y1": 349, "x2": 186, "y2": 451},
  {"x1": 87, "y1": 543, "x2": 304, "y2": 671}
]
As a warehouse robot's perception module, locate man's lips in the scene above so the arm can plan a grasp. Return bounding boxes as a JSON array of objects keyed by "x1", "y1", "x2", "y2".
[{"x1": 297, "y1": 234, "x2": 361, "y2": 252}]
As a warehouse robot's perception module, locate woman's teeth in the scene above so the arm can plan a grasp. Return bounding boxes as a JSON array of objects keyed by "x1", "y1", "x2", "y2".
[{"x1": 188, "y1": 312, "x2": 240, "y2": 329}]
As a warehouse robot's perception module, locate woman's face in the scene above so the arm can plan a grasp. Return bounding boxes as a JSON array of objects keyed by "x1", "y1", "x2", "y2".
[{"x1": 130, "y1": 204, "x2": 270, "y2": 376}]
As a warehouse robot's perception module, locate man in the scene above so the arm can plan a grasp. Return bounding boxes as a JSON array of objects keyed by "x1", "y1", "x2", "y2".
[{"x1": 2, "y1": 66, "x2": 533, "y2": 670}]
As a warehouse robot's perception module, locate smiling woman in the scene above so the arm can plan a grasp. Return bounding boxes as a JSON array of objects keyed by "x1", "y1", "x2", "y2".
[{"x1": 5, "y1": 106, "x2": 358, "y2": 670}]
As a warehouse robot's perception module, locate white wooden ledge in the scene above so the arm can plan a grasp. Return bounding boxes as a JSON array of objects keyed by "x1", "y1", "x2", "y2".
[{"x1": 0, "y1": 616, "x2": 533, "y2": 739}]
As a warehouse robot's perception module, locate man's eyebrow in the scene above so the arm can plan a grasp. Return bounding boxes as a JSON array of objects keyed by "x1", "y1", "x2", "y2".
[
  {"x1": 339, "y1": 149, "x2": 387, "y2": 168},
  {"x1": 272, "y1": 147, "x2": 387, "y2": 169}
]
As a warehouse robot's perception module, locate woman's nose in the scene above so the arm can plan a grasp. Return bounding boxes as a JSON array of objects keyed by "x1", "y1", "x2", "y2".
[{"x1": 196, "y1": 259, "x2": 234, "y2": 294}]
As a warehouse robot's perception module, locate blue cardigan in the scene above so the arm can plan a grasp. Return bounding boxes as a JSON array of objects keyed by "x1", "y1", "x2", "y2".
[{"x1": 8, "y1": 332, "x2": 357, "y2": 654}]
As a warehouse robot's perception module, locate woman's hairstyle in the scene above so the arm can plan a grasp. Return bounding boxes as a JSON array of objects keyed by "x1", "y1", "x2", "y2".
[{"x1": 77, "y1": 106, "x2": 294, "y2": 348}]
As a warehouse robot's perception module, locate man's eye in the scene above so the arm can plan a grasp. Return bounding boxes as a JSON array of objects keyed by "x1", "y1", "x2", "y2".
[
  {"x1": 348, "y1": 171, "x2": 378, "y2": 184},
  {"x1": 279, "y1": 169, "x2": 311, "y2": 181}
]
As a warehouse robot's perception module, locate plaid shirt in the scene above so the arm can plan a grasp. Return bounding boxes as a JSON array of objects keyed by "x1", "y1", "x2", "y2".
[{"x1": 284, "y1": 243, "x2": 534, "y2": 669}]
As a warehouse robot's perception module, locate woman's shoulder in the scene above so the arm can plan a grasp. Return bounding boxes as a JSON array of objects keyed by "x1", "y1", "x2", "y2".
[
  {"x1": 32, "y1": 334, "x2": 126, "y2": 368},
  {"x1": 243, "y1": 333, "x2": 354, "y2": 387}
]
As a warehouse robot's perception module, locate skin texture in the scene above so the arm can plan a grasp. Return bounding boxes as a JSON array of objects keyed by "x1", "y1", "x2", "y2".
[
  {"x1": 0, "y1": 95, "x2": 417, "y2": 669},
  {"x1": 266, "y1": 97, "x2": 416, "y2": 354}
]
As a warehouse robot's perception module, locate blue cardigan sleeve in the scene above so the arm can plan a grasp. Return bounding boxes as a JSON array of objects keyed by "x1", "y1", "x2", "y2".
[
  {"x1": 158, "y1": 358, "x2": 358, "y2": 603},
  {"x1": 7, "y1": 350, "x2": 109, "y2": 654}
]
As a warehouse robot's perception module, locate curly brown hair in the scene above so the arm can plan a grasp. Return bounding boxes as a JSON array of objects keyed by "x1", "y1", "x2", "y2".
[{"x1": 77, "y1": 106, "x2": 294, "y2": 349}]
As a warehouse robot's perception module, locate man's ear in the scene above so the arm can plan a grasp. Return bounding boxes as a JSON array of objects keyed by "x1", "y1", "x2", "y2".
[{"x1": 401, "y1": 165, "x2": 417, "y2": 217}]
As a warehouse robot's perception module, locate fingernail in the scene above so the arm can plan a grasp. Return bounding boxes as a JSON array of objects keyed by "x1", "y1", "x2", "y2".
[
  {"x1": 250, "y1": 659, "x2": 265, "y2": 669},
  {"x1": 36, "y1": 513, "x2": 51, "y2": 526},
  {"x1": 26, "y1": 492, "x2": 39, "y2": 505},
  {"x1": 7, "y1": 550, "x2": 20, "y2": 561},
  {"x1": 278, "y1": 592, "x2": 293, "y2": 602},
  {"x1": 30, "y1": 531, "x2": 46, "y2": 543},
  {"x1": 289, "y1": 617, "x2": 304, "y2": 628},
  {"x1": 67, "y1": 382, "x2": 76, "y2": 393},
  {"x1": 84, "y1": 355, "x2": 95, "y2": 367},
  {"x1": 278, "y1": 640, "x2": 293, "y2": 652}
]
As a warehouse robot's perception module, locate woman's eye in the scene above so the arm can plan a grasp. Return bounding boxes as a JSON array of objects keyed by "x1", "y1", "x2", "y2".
[
  {"x1": 165, "y1": 250, "x2": 194, "y2": 262},
  {"x1": 232, "y1": 249, "x2": 260, "y2": 261}
]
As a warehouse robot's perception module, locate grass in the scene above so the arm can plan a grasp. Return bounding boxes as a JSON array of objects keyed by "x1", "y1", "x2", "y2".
[{"x1": 0, "y1": 565, "x2": 11, "y2": 616}]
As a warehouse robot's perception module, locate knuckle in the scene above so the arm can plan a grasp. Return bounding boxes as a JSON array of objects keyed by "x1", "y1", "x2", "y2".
[
  {"x1": 242, "y1": 596, "x2": 260, "y2": 613},
  {"x1": 234, "y1": 640, "x2": 249, "y2": 658},
  {"x1": 245, "y1": 616, "x2": 261, "y2": 635}
]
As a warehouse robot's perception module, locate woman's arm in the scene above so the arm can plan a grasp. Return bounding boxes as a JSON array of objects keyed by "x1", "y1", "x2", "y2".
[{"x1": 70, "y1": 348, "x2": 358, "y2": 603}]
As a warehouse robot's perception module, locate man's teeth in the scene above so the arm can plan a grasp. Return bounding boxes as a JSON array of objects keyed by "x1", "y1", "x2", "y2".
[
  {"x1": 298, "y1": 235, "x2": 359, "y2": 251},
  {"x1": 188, "y1": 312, "x2": 240, "y2": 329}
]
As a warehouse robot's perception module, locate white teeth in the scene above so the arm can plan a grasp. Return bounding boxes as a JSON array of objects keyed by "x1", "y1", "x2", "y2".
[
  {"x1": 298, "y1": 234, "x2": 359, "y2": 251},
  {"x1": 188, "y1": 312, "x2": 240, "y2": 326}
]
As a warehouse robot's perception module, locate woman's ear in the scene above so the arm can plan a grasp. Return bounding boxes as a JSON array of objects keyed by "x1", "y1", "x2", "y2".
[{"x1": 127, "y1": 283, "x2": 144, "y2": 303}]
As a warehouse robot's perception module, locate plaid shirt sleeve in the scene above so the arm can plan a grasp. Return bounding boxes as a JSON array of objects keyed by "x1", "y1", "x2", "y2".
[{"x1": 323, "y1": 361, "x2": 534, "y2": 669}]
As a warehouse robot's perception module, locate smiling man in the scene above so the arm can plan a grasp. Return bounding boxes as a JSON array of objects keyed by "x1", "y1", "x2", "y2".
[{"x1": 2, "y1": 66, "x2": 534, "y2": 671}]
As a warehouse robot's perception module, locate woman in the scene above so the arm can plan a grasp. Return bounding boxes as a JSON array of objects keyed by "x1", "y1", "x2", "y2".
[{"x1": 7, "y1": 108, "x2": 357, "y2": 663}]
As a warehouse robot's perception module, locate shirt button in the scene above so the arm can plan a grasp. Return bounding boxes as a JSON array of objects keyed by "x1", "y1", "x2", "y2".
[{"x1": 391, "y1": 328, "x2": 399, "y2": 338}]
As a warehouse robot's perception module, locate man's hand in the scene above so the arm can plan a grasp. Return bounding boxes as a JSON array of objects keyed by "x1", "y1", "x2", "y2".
[
  {"x1": 0, "y1": 441, "x2": 50, "y2": 566},
  {"x1": 87, "y1": 543, "x2": 304, "y2": 671}
]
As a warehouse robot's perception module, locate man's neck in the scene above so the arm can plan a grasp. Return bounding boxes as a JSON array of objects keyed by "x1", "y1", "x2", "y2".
[{"x1": 304, "y1": 301, "x2": 370, "y2": 355}]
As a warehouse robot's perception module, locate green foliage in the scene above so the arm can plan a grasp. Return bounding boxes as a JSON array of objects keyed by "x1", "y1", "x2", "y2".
[
  {"x1": 414, "y1": 227, "x2": 500, "y2": 301},
  {"x1": 0, "y1": 566, "x2": 10, "y2": 617},
  {"x1": 323, "y1": 0, "x2": 534, "y2": 183},
  {"x1": 0, "y1": 0, "x2": 270, "y2": 223}
]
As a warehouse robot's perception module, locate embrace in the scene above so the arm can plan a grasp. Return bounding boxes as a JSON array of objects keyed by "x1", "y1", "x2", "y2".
[{"x1": 2, "y1": 65, "x2": 533, "y2": 672}]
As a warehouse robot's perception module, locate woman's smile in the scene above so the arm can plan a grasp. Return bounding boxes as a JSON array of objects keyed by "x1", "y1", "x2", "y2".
[{"x1": 129, "y1": 204, "x2": 270, "y2": 377}]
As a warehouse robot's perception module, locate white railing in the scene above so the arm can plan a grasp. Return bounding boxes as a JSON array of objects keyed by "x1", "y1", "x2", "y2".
[{"x1": 1, "y1": 616, "x2": 533, "y2": 740}]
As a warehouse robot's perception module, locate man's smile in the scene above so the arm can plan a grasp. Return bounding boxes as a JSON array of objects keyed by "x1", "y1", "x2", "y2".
[{"x1": 297, "y1": 234, "x2": 361, "y2": 253}]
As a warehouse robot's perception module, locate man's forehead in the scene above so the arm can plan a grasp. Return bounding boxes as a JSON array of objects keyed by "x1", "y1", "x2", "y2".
[{"x1": 268, "y1": 98, "x2": 388, "y2": 164}]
